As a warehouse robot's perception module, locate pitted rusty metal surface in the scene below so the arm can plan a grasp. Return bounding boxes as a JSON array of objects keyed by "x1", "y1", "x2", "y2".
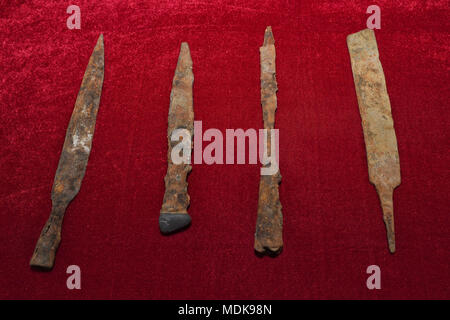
[
  {"x1": 254, "y1": 27, "x2": 283, "y2": 255},
  {"x1": 30, "y1": 35, "x2": 105, "y2": 269},
  {"x1": 159, "y1": 43, "x2": 194, "y2": 234},
  {"x1": 347, "y1": 29, "x2": 401, "y2": 253}
]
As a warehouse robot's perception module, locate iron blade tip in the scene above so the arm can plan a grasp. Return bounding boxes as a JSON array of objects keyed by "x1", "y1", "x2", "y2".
[
  {"x1": 177, "y1": 42, "x2": 192, "y2": 69},
  {"x1": 180, "y1": 42, "x2": 191, "y2": 56},
  {"x1": 96, "y1": 34, "x2": 104, "y2": 51},
  {"x1": 263, "y1": 26, "x2": 275, "y2": 46}
]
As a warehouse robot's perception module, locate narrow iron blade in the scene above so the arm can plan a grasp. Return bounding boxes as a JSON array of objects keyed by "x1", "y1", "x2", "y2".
[
  {"x1": 51, "y1": 34, "x2": 104, "y2": 206},
  {"x1": 30, "y1": 34, "x2": 105, "y2": 270},
  {"x1": 347, "y1": 29, "x2": 400, "y2": 253},
  {"x1": 159, "y1": 42, "x2": 194, "y2": 234},
  {"x1": 254, "y1": 26, "x2": 283, "y2": 255}
]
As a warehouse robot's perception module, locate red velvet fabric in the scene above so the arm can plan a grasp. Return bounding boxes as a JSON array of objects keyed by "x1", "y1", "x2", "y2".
[{"x1": 0, "y1": 1, "x2": 449, "y2": 299}]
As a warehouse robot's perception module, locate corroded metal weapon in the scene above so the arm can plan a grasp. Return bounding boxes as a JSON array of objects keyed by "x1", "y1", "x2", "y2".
[
  {"x1": 254, "y1": 27, "x2": 283, "y2": 255},
  {"x1": 30, "y1": 35, "x2": 104, "y2": 269},
  {"x1": 159, "y1": 42, "x2": 194, "y2": 234},
  {"x1": 347, "y1": 29, "x2": 401, "y2": 253}
]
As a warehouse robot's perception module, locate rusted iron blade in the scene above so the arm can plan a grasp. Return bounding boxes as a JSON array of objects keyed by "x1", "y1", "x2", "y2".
[
  {"x1": 159, "y1": 42, "x2": 194, "y2": 234},
  {"x1": 30, "y1": 34, "x2": 105, "y2": 269},
  {"x1": 347, "y1": 29, "x2": 401, "y2": 253},
  {"x1": 254, "y1": 27, "x2": 283, "y2": 255}
]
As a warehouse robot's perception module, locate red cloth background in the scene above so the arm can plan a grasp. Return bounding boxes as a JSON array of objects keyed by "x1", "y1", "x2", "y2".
[{"x1": 0, "y1": 0, "x2": 449, "y2": 299}]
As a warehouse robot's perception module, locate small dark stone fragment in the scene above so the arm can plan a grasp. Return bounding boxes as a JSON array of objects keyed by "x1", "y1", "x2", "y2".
[{"x1": 159, "y1": 213, "x2": 192, "y2": 234}]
